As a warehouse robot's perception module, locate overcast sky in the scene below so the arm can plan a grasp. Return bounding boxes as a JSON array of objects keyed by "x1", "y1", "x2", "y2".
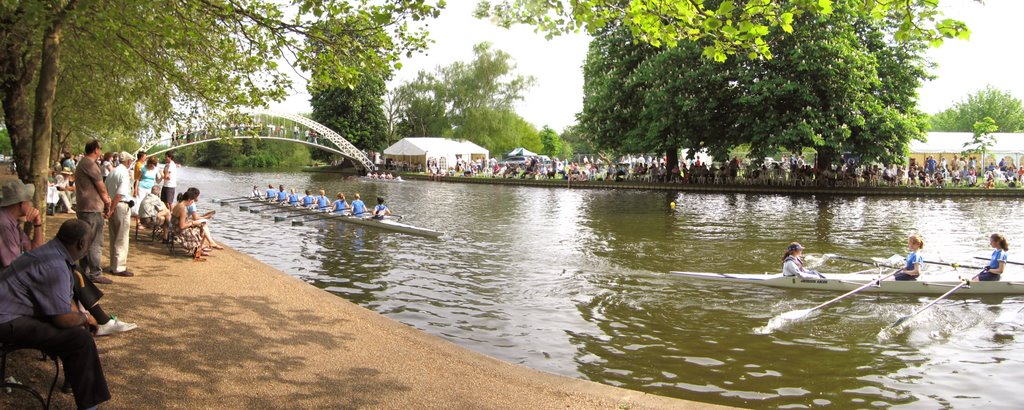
[{"x1": 269, "y1": 0, "x2": 1024, "y2": 133}]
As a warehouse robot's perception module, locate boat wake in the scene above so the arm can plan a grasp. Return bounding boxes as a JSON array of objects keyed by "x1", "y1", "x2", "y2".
[{"x1": 754, "y1": 309, "x2": 815, "y2": 334}]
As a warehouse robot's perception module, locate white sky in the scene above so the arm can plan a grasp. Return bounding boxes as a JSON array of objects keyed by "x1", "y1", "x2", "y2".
[{"x1": 269, "y1": 0, "x2": 1024, "y2": 133}]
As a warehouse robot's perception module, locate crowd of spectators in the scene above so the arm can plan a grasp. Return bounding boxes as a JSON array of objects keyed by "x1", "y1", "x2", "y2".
[
  {"x1": 414, "y1": 152, "x2": 1024, "y2": 189},
  {"x1": 1, "y1": 139, "x2": 220, "y2": 409}
]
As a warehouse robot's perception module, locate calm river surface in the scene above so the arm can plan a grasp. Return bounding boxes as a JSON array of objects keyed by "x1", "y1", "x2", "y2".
[{"x1": 185, "y1": 166, "x2": 1022, "y2": 409}]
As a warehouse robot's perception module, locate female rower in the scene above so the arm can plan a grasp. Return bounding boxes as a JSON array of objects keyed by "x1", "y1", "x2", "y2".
[
  {"x1": 372, "y1": 197, "x2": 392, "y2": 220},
  {"x1": 301, "y1": 190, "x2": 316, "y2": 208},
  {"x1": 288, "y1": 189, "x2": 300, "y2": 206},
  {"x1": 782, "y1": 242, "x2": 825, "y2": 278},
  {"x1": 265, "y1": 184, "x2": 277, "y2": 200},
  {"x1": 332, "y1": 193, "x2": 349, "y2": 214},
  {"x1": 978, "y1": 233, "x2": 1009, "y2": 281},
  {"x1": 350, "y1": 193, "x2": 367, "y2": 217},
  {"x1": 894, "y1": 235, "x2": 924, "y2": 281},
  {"x1": 277, "y1": 184, "x2": 288, "y2": 203},
  {"x1": 316, "y1": 189, "x2": 330, "y2": 211}
]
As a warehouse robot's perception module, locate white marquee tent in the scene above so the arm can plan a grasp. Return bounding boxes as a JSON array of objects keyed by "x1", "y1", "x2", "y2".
[
  {"x1": 383, "y1": 137, "x2": 489, "y2": 169},
  {"x1": 909, "y1": 132, "x2": 1024, "y2": 167}
]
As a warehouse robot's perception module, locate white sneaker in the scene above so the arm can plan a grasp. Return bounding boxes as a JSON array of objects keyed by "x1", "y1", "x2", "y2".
[{"x1": 96, "y1": 317, "x2": 138, "y2": 336}]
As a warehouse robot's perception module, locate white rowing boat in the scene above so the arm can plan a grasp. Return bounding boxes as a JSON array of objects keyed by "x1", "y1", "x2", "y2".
[
  {"x1": 670, "y1": 271, "x2": 1024, "y2": 295},
  {"x1": 235, "y1": 197, "x2": 444, "y2": 238}
]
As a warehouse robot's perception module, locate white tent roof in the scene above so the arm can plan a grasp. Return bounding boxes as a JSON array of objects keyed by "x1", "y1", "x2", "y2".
[
  {"x1": 911, "y1": 132, "x2": 1024, "y2": 154},
  {"x1": 383, "y1": 137, "x2": 488, "y2": 156},
  {"x1": 507, "y1": 147, "x2": 538, "y2": 157}
]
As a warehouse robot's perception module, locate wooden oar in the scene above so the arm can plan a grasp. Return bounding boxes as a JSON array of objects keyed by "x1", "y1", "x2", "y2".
[
  {"x1": 887, "y1": 279, "x2": 970, "y2": 329},
  {"x1": 775, "y1": 270, "x2": 901, "y2": 322},
  {"x1": 974, "y1": 257, "x2": 1023, "y2": 266}
]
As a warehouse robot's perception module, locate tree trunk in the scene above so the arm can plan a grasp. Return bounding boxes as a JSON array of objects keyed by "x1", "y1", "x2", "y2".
[
  {"x1": 29, "y1": 11, "x2": 70, "y2": 237},
  {"x1": 666, "y1": 145, "x2": 679, "y2": 171}
]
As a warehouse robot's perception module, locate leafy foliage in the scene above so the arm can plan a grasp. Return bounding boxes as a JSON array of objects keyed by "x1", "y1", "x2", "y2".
[
  {"x1": 580, "y1": 4, "x2": 931, "y2": 166},
  {"x1": 175, "y1": 138, "x2": 312, "y2": 169},
  {"x1": 392, "y1": 42, "x2": 540, "y2": 154},
  {"x1": 963, "y1": 116, "x2": 998, "y2": 161},
  {"x1": 310, "y1": 74, "x2": 389, "y2": 152},
  {"x1": 475, "y1": 0, "x2": 969, "y2": 61},
  {"x1": 930, "y1": 86, "x2": 1024, "y2": 132}
]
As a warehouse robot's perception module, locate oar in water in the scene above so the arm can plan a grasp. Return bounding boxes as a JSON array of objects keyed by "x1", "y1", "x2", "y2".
[
  {"x1": 994, "y1": 305, "x2": 1024, "y2": 324},
  {"x1": 887, "y1": 279, "x2": 970, "y2": 329},
  {"x1": 213, "y1": 196, "x2": 251, "y2": 204},
  {"x1": 974, "y1": 256, "x2": 1024, "y2": 267},
  {"x1": 774, "y1": 270, "x2": 901, "y2": 322}
]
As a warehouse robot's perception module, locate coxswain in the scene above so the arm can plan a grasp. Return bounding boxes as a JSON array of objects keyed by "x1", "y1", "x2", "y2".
[
  {"x1": 251, "y1": 185, "x2": 260, "y2": 198},
  {"x1": 978, "y1": 233, "x2": 1009, "y2": 281},
  {"x1": 372, "y1": 197, "x2": 392, "y2": 220},
  {"x1": 332, "y1": 193, "x2": 349, "y2": 214},
  {"x1": 350, "y1": 193, "x2": 367, "y2": 217},
  {"x1": 894, "y1": 235, "x2": 924, "y2": 281},
  {"x1": 781, "y1": 243, "x2": 825, "y2": 278}
]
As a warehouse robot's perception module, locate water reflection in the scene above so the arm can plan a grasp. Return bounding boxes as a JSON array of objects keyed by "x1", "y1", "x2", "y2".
[{"x1": 185, "y1": 167, "x2": 1023, "y2": 408}]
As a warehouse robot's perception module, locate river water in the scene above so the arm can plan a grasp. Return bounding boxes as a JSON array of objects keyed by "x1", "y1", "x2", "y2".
[{"x1": 184, "y1": 167, "x2": 1022, "y2": 409}]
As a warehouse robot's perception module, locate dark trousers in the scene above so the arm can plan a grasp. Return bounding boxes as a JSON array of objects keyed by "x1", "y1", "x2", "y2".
[
  {"x1": 0, "y1": 317, "x2": 110, "y2": 409},
  {"x1": 76, "y1": 212, "x2": 105, "y2": 278}
]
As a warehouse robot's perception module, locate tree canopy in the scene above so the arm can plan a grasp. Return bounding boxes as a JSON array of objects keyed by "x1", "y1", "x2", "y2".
[
  {"x1": 579, "y1": 2, "x2": 930, "y2": 166},
  {"x1": 391, "y1": 42, "x2": 542, "y2": 154},
  {"x1": 929, "y1": 86, "x2": 1024, "y2": 133},
  {"x1": 310, "y1": 74, "x2": 389, "y2": 152},
  {"x1": 475, "y1": 0, "x2": 970, "y2": 62}
]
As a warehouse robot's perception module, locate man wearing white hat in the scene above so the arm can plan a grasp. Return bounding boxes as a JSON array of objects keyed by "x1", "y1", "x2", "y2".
[
  {"x1": 104, "y1": 151, "x2": 136, "y2": 277},
  {"x1": 0, "y1": 179, "x2": 44, "y2": 268}
]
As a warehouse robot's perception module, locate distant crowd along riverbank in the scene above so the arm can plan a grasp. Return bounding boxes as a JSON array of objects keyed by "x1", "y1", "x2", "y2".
[{"x1": 393, "y1": 172, "x2": 1024, "y2": 198}]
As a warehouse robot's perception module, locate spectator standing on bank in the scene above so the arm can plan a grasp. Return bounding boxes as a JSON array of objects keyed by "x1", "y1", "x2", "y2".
[
  {"x1": 74, "y1": 139, "x2": 113, "y2": 285},
  {"x1": 105, "y1": 152, "x2": 136, "y2": 277},
  {"x1": 161, "y1": 152, "x2": 177, "y2": 209},
  {"x1": 0, "y1": 180, "x2": 45, "y2": 268}
]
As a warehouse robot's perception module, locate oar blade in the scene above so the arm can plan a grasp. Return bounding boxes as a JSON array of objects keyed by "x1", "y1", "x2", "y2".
[
  {"x1": 780, "y1": 309, "x2": 813, "y2": 321},
  {"x1": 994, "y1": 306, "x2": 1024, "y2": 324},
  {"x1": 888, "y1": 315, "x2": 911, "y2": 329},
  {"x1": 274, "y1": 215, "x2": 288, "y2": 222}
]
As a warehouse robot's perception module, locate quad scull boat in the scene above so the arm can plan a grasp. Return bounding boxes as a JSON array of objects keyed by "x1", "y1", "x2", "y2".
[{"x1": 671, "y1": 271, "x2": 1024, "y2": 295}]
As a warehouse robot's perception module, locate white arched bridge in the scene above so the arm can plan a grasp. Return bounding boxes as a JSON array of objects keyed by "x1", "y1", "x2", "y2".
[{"x1": 138, "y1": 110, "x2": 375, "y2": 170}]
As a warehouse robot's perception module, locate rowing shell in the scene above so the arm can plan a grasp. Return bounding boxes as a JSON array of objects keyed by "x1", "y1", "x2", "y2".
[
  {"x1": 670, "y1": 272, "x2": 1024, "y2": 295},
  {"x1": 236, "y1": 197, "x2": 443, "y2": 238}
]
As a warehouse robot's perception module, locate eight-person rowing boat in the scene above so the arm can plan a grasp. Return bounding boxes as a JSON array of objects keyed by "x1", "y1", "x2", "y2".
[{"x1": 229, "y1": 192, "x2": 443, "y2": 238}]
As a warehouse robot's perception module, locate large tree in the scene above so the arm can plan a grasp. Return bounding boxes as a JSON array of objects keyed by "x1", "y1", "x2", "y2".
[
  {"x1": 580, "y1": 3, "x2": 930, "y2": 167},
  {"x1": 930, "y1": 86, "x2": 1024, "y2": 133},
  {"x1": 392, "y1": 42, "x2": 539, "y2": 154},
  {"x1": 310, "y1": 74, "x2": 389, "y2": 152},
  {"x1": 1, "y1": 0, "x2": 441, "y2": 230},
  {"x1": 475, "y1": 0, "x2": 970, "y2": 61}
]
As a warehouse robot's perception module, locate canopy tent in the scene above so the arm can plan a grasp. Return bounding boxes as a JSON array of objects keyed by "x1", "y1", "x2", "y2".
[
  {"x1": 383, "y1": 137, "x2": 489, "y2": 169},
  {"x1": 909, "y1": 132, "x2": 1024, "y2": 167},
  {"x1": 506, "y1": 147, "x2": 538, "y2": 157}
]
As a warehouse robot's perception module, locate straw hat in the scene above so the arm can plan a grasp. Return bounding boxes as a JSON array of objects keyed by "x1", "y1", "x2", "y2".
[
  {"x1": 60, "y1": 167, "x2": 73, "y2": 175},
  {"x1": 118, "y1": 151, "x2": 134, "y2": 163},
  {"x1": 0, "y1": 180, "x2": 35, "y2": 207}
]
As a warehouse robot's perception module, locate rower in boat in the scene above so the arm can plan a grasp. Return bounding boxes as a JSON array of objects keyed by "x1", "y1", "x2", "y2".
[
  {"x1": 265, "y1": 184, "x2": 277, "y2": 201},
  {"x1": 978, "y1": 233, "x2": 1010, "y2": 281},
  {"x1": 251, "y1": 185, "x2": 260, "y2": 198},
  {"x1": 372, "y1": 197, "x2": 392, "y2": 220},
  {"x1": 332, "y1": 193, "x2": 350, "y2": 215},
  {"x1": 316, "y1": 190, "x2": 330, "y2": 211},
  {"x1": 350, "y1": 193, "x2": 367, "y2": 217},
  {"x1": 782, "y1": 242, "x2": 825, "y2": 279},
  {"x1": 287, "y1": 189, "x2": 300, "y2": 206},
  {"x1": 276, "y1": 185, "x2": 288, "y2": 203},
  {"x1": 894, "y1": 235, "x2": 924, "y2": 281},
  {"x1": 301, "y1": 190, "x2": 316, "y2": 208}
]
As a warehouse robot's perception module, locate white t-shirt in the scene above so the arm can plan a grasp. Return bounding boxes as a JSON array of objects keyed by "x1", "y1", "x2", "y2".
[{"x1": 163, "y1": 161, "x2": 178, "y2": 188}]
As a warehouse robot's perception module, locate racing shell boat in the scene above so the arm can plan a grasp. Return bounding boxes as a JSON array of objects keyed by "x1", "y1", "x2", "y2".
[{"x1": 670, "y1": 271, "x2": 1024, "y2": 295}]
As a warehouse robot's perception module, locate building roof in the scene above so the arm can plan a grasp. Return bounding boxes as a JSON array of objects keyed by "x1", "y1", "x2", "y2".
[
  {"x1": 911, "y1": 132, "x2": 1024, "y2": 155},
  {"x1": 383, "y1": 138, "x2": 489, "y2": 157}
]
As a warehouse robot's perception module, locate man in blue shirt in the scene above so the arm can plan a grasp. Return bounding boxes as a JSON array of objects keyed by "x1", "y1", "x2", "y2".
[{"x1": 0, "y1": 220, "x2": 110, "y2": 410}]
